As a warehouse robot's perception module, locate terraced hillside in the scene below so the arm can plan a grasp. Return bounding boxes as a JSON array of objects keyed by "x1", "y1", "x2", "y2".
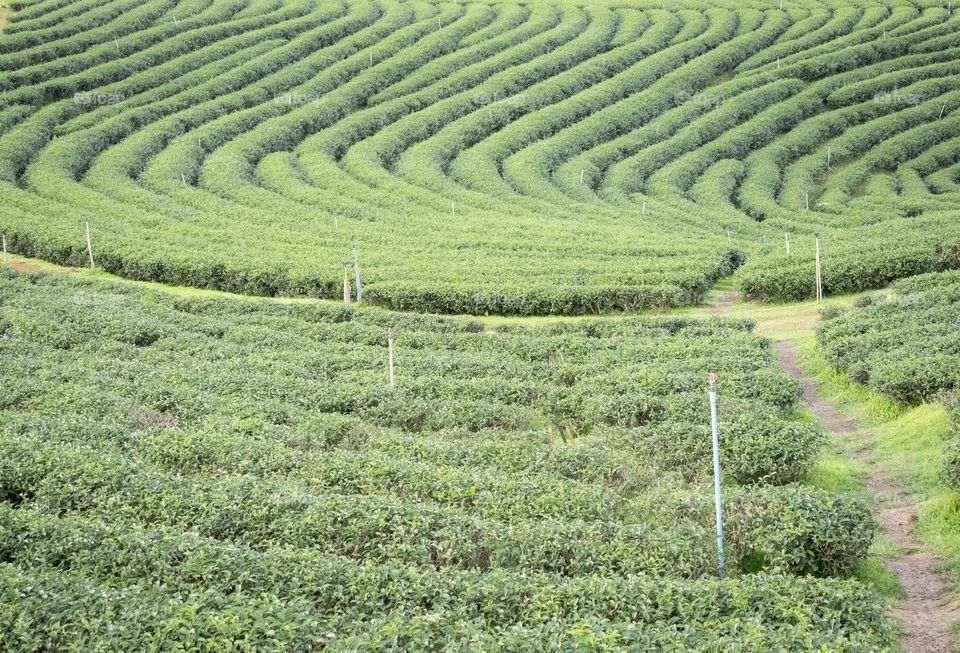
[
  {"x1": 1, "y1": 0, "x2": 959, "y2": 314},
  {"x1": 0, "y1": 270, "x2": 890, "y2": 650}
]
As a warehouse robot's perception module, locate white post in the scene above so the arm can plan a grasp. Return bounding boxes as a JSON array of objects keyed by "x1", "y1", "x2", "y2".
[
  {"x1": 805, "y1": 191, "x2": 810, "y2": 210},
  {"x1": 708, "y1": 373, "x2": 725, "y2": 573},
  {"x1": 85, "y1": 222, "x2": 95, "y2": 270},
  {"x1": 726, "y1": 229, "x2": 731, "y2": 244},
  {"x1": 827, "y1": 146, "x2": 831, "y2": 168},
  {"x1": 369, "y1": 52, "x2": 373, "y2": 66},
  {"x1": 114, "y1": 36, "x2": 119, "y2": 52},
  {"x1": 2, "y1": 234, "x2": 6, "y2": 265},
  {"x1": 352, "y1": 245, "x2": 362, "y2": 303},
  {"x1": 642, "y1": 200, "x2": 646, "y2": 215},
  {"x1": 451, "y1": 200, "x2": 456, "y2": 217},
  {"x1": 939, "y1": 104, "x2": 946, "y2": 119},
  {"x1": 387, "y1": 328, "x2": 395, "y2": 387},
  {"x1": 342, "y1": 263, "x2": 351, "y2": 305},
  {"x1": 181, "y1": 173, "x2": 186, "y2": 185},
  {"x1": 579, "y1": 169, "x2": 584, "y2": 185},
  {"x1": 815, "y1": 234, "x2": 823, "y2": 303},
  {"x1": 334, "y1": 215, "x2": 339, "y2": 229},
  {"x1": 785, "y1": 233, "x2": 790, "y2": 255}
]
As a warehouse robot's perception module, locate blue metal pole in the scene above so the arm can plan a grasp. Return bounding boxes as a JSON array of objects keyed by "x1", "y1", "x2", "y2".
[{"x1": 709, "y1": 373, "x2": 725, "y2": 573}]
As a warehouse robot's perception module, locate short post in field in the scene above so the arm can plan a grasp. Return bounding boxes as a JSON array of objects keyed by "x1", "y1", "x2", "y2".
[
  {"x1": 708, "y1": 373, "x2": 725, "y2": 573},
  {"x1": 342, "y1": 262, "x2": 351, "y2": 305},
  {"x1": 815, "y1": 234, "x2": 823, "y2": 303},
  {"x1": 805, "y1": 191, "x2": 810, "y2": 210},
  {"x1": 451, "y1": 200, "x2": 456, "y2": 217},
  {"x1": 579, "y1": 169, "x2": 584, "y2": 186},
  {"x1": 827, "y1": 146, "x2": 831, "y2": 168},
  {"x1": 939, "y1": 104, "x2": 946, "y2": 120},
  {"x1": 726, "y1": 229, "x2": 731, "y2": 244},
  {"x1": 85, "y1": 222, "x2": 95, "y2": 270},
  {"x1": 387, "y1": 328, "x2": 395, "y2": 387},
  {"x1": 642, "y1": 200, "x2": 647, "y2": 215},
  {"x1": 785, "y1": 232, "x2": 790, "y2": 255},
  {"x1": 352, "y1": 245, "x2": 362, "y2": 303}
]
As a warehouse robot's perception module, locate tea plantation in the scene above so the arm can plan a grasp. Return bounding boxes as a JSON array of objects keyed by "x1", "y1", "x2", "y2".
[
  {"x1": 0, "y1": 270, "x2": 890, "y2": 650},
  {"x1": 0, "y1": 0, "x2": 958, "y2": 313},
  {"x1": 817, "y1": 270, "x2": 960, "y2": 404},
  {"x1": 2, "y1": 0, "x2": 957, "y2": 648}
]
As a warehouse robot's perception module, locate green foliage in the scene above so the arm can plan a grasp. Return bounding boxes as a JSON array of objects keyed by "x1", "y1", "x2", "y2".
[
  {"x1": 0, "y1": 270, "x2": 890, "y2": 649},
  {"x1": 816, "y1": 270, "x2": 960, "y2": 404},
  {"x1": 0, "y1": 0, "x2": 957, "y2": 312}
]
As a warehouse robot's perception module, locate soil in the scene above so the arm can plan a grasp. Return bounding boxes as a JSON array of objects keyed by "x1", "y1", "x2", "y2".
[
  {"x1": 774, "y1": 340, "x2": 957, "y2": 653},
  {"x1": 706, "y1": 289, "x2": 739, "y2": 313},
  {"x1": 9, "y1": 261, "x2": 41, "y2": 273}
]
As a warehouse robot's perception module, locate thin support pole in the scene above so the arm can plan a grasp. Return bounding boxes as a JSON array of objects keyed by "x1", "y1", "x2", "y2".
[
  {"x1": 785, "y1": 233, "x2": 791, "y2": 255},
  {"x1": 342, "y1": 263, "x2": 351, "y2": 305},
  {"x1": 2, "y1": 235, "x2": 6, "y2": 266},
  {"x1": 85, "y1": 222, "x2": 95, "y2": 270},
  {"x1": 708, "y1": 373, "x2": 725, "y2": 573}
]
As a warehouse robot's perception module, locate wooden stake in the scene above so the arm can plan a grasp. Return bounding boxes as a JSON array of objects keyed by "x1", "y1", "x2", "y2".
[
  {"x1": 387, "y1": 328, "x2": 395, "y2": 387},
  {"x1": 85, "y1": 222, "x2": 95, "y2": 270}
]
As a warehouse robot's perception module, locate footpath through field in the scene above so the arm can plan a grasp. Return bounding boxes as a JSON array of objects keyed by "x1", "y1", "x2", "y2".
[{"x1": 706, "y1": 289, "x2": 957, "y2": 653}]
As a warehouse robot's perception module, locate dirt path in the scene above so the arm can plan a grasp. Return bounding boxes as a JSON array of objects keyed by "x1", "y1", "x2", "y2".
[
  {"x1": 775, "y1": 340, "x2": 957, "y2": 653},
  {"x1": 706, "y1": 289, "x2": 739, "y2": 313}
]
